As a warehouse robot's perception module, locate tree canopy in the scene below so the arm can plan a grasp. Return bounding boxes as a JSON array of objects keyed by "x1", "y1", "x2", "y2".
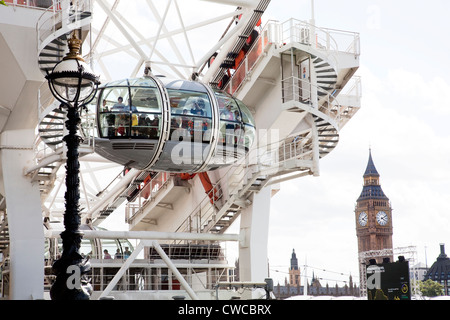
[{"x1": 419, "y1": 279, "x2": 444, "y2": 297}]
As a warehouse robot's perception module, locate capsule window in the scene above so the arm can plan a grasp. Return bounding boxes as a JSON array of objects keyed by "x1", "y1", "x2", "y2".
[
  {"x1": 100, "y1": 239, "x2": 121, "y2": 260},
  {"x1": 167, "y1": 89, "x2": 212, "y2": 143},
  {"x1": 235, "y1": 99, "x2": 255, "y2": 150},
  {"x1": 98, "y1": 85, "x2": 162, "y2": 139},
  {"x1": 101, "y1": 87, "x2": 130, "y2": 112},
  {"x1": 130, "y1": 87, "x2": 161, "y2": 113},
  {"x1": 214, "y1": 91, "x2": 242, "y2": 145},
  {"x1": 80, "y1": 239, "x2": 96, "y2": 259},
  {"x1": 235, "y1": 99, "x2": 255, "y2": 127}
]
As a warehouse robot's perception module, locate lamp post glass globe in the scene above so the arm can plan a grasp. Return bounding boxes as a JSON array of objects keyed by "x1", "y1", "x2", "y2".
[
  {"x1": 46, "y1": 34, "x2": 99, "y2": 106},
  {"x1": 48, "y1": 58, "x2": 98, "y2": 105},
  {"x1": 50, "y1": 59, "x2": 97, "y2": 103}
]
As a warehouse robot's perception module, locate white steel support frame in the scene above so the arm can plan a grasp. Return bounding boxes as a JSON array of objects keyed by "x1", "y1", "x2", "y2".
[
  {"x1": 90, "y1": 0, "x2": 252, "y2": 82},
  {"x1": 33, "y1": 0, "x2": 264, "y2": 228},
  {"x1": 308, "y1": 114, "x2": 320, "y2": 177},
  {"x1": 1, "y1": 129, "x2": 44, "y2": 300},
  {"x1": 98, "y1": 240, "x2": 201, "y2": 300},
  {"x1": 3, "y1": 0, "x2": 361, "y2": 300},
  {"x1": 55, "y1": 230, "x2": 244, "y2": 300},
  {"x1": 238, "y1": 186, "x2": 271, "y2": 295}
]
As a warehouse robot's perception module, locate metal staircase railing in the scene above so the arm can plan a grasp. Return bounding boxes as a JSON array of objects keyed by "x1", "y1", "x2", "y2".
[
  {"x1": 28, "y1": 0, "x2": 94, "y2": 197},
  {"x1": 172, "y1": 133, "x2": 316, "y2": 237},
  {"x1": 223, "y1": 19, "x2": 361, "y2": 159},
  {"x1": 37, "y1": 0, "x2": 93, "y2": 75},
  {"x1": 125, "y1": 171, "x2": 173, "y2": 225},
  {"x1": 0, "y1": 210, "x2": 8, "y2": 253},
  {"x1": 223, "y1": 18, "x2": 356, "y2": 97},
  {"x1": 209, "y1": 0, "x2": 271, "y2": 88},
  {"x1": 279, "y1": 18, "x2": 360, "y2": 67}
]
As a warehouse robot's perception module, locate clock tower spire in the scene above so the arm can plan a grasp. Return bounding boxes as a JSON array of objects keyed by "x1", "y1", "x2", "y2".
[{"x1": 355, "y1": 149, "x2": 394, "y2": 262}]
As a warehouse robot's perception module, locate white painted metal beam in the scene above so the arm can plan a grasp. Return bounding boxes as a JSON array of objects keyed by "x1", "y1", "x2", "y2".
[
  {"x1": 98, "y1": 240, "x2": 201, "y2": 300},
  {"x1": 201, "y1": 0, "x2": 260, "y2": 6},
  {"x1": 1, "y1": 129, "x2": 44, "y2": 300},
  {"x1": 152, "y1": 240, "x2": 199, "y2": 300},
  {"x1": 199, "y1": 7, "x2": 251, "y2": 82},
  {"x1": 83, "y1": 168, "x2": 140, "y2": 223},
  {"x1": 95, "y1": 0, "x2": 149, "y2": 61},
  {"x1": 98, "y1": 241, "x2": 146, "y2": 299},
  {"x1": 45, "y1": 229, "x2": 241, "y2": 243}
]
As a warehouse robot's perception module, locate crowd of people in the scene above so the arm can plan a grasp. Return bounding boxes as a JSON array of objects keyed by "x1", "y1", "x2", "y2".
[
  {"x1": 101, "y1": 97, "x2": 160, "y2": 138},
  {"x1": 100, "y1": 96, "x2": 246, "y2": 145}
]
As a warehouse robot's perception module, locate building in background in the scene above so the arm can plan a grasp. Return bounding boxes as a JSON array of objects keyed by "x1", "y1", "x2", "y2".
[
  {"x1": 355, "y1": 150, "x2": 394, "y2": 285},
  {"x1": 424, "y1": 244, "x2": 450, "y2": 296},
  {"x1": 273, "y1": 248, "x2": 359, "y2": 299},
  {"x1": 289, "y1": 249, "x2": 301, "y2": 287}
]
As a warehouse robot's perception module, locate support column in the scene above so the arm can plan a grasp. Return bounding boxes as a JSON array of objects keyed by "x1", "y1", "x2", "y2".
[
  {"x1": 238, "y1": 186, "x2": 271, "y2": 284},
  {"x1": 1, "y1": 129, "x2": 44, "y2": 300}
]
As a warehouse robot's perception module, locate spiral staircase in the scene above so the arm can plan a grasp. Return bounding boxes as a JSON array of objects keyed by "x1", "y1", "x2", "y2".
[{"x1": 29, "y1": 2, "x2": 95, "y2": 197}]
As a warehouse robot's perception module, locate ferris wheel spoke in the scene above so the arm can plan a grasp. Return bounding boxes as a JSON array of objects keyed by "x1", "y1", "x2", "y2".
[{"x1": 91, "y1": 0, "x2": 255, "y2": 80}]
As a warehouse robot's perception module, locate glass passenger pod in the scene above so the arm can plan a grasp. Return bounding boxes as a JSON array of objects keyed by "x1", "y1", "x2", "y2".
[
  {"x1": 95, "y1": 77, "x2": 255, "y2": 173},
  {"x1": 154, "y1": 78, "x2": 218, "y2": 173},
  {"x1": 207, "y1": 90, "x2": 256, "y2": 170},
  {"x1": 96, "y1": 76, "x2": 169, "y2": 171}
]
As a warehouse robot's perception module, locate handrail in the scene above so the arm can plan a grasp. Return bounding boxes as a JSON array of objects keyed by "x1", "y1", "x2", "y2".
[
  {"x1": 38, "y1": 82, "x2": 56, "y2": 119},
  {"x1": 174, "y1": 131, "x2": 315, "y2": 235},
  {"x1": 223, "y1": 20, "x2": 273, "y2": 95},
  {"x1": 223, "y1": 18, "x2": 360, "y2": 97},
  {"x1": 3, "y1": 0, "x2": 53, "y2": 10},
  {"x1": 280, "y1": 18, "x2": 360, "y2": 57},
  {"x1": 36, "y1": 0, "x2": 64, "y2": 52},
  {"x1": 36, "y1": 0, "x2": 92, "y2": 54},
  {"x1": 281, "y1": 76, "x2": 342, "y2": 128},
  {"x1": 125, "y1": 171, "x2": 172, "y2": 224}
]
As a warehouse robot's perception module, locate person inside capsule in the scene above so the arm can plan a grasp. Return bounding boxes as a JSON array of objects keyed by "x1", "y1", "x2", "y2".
[
  {"x1": 111, "y1": 96, "x2": 126, "y2": 111},
  {"x1": 190, "y1": 98, "x2": 205, "y2": 116}
]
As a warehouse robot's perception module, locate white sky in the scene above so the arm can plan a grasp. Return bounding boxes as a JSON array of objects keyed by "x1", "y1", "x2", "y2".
[
  {"x1": 264, "y1": 0, "x2": 450, "y2": 286},
  {"x1": 97, "y1": 0, "x2": 450, "y2": 288}
]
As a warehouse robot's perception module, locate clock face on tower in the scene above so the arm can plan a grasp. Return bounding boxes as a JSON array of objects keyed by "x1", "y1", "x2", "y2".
[
  {"x1": 358, "y1": 212, "x2": 368, "y2": 227},
  {"x1": 376, "y1": 211, "x2": 389, "y2": 226}
]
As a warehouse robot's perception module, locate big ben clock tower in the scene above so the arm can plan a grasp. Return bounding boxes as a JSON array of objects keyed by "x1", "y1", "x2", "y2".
[{"x1": 355, "y1": 150, "x2": 393, "y2": 263}]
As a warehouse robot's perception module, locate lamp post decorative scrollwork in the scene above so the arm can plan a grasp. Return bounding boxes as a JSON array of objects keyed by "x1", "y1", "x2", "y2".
[{"x1": 45, "y1": 32, "x2": 100, "y2": 300}]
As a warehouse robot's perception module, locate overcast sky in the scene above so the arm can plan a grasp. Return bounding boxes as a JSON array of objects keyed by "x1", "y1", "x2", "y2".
[
  {"x1": 97, "y1": 0, "x2": 450, "y2": 288},
  {"x1": 262, "y1": 0, "x2": 450, "y2": 286}
]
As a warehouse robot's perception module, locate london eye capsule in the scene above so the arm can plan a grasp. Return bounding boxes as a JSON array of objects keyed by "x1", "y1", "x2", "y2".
[{"x1": 94, "y1": 75, "x2": 255, "y2": 173}]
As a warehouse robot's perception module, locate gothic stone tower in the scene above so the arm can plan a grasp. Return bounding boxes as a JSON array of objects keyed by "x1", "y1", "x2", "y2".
[
  {"x1": 355, "y1": 150, "x2": 394, "y2": 264},
  {"x1": 289, "y1": 249, "x2": 301, "y2": 286}
]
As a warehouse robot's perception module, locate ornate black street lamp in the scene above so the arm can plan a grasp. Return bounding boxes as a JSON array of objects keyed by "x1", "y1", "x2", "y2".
[{"x1": 45, "y1": 32, "x2": 100, "y2": 300}]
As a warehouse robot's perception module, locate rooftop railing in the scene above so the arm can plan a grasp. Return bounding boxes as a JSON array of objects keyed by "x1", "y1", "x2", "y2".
[
  {"x1": 36, "y1": 0, "x2": 92, "y2": 54},
  {"x1": 3, "y1": 0, "x2": 53, "y2": 9},
  {"x1": 223, "y1": 18, "x2": 360, "y2": 96}
]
